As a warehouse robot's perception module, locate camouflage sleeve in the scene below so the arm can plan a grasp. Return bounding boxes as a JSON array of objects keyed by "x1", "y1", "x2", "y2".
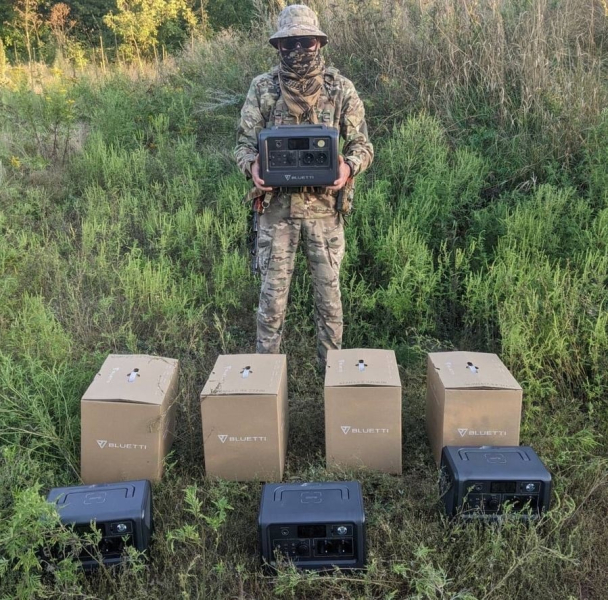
[
  {"x1": 234, "y1": 78, "x2": 265, "y2": 177},
  {"x1": 340, "y1": 79, "x2": 374, "y2": 177}
]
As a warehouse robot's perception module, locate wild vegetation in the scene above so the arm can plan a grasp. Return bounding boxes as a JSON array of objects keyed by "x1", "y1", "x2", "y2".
[{"x1": 1, "y1": 0, "x2": 607, "y2": 598}]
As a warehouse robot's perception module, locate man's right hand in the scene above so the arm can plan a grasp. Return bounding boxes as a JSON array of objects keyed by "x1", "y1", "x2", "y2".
[{"x1": 251, "y1": 156, "x2": 273, "y2": 192}]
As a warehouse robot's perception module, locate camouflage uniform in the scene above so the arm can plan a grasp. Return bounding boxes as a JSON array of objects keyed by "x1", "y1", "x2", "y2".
[{"x1": 234, "y1": 7, "x2": 373, "y2": 364}]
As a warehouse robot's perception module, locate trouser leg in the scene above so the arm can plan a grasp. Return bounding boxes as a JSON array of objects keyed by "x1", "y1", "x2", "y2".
[
  {"x1": 302, "y1": 214, "x2": 345, "y2": 365},
  {"x1": 256, "y1": 208, "x2": 301, "y2": 354}
]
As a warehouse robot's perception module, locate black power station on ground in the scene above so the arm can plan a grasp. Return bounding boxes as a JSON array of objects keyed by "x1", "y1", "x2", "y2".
[
  {"x1": 440, "y1": 446, "x2": 552, "y2": 520},
  {"x1": 258, "y1": 481, "x2": 366, "y2": 570},
  {"x1": 44, "y1": 479, "x2": 153, "y2": 569}
]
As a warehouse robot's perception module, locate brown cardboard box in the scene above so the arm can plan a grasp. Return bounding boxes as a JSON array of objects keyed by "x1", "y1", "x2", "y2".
[
  {"x1": 325, "y1": 349, "x2": 402, "y2": 474},
  {"x1": 426, "y1": 351, "x2": 523, "y2": 464},
  {"x1": 81, "y1": 354, "x2": 179, "y2": 484},
  {"x1": 200, "y1": 354, "x2": 288, "y2": 481}
]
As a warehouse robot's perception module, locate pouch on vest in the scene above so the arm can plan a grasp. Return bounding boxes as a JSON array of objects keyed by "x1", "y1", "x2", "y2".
[{"x1": 336, "y1": 179, "x2": 355, "y2": 216}]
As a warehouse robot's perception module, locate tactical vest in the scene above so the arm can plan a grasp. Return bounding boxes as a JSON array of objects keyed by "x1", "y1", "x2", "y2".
[{"x1": 260, "y1": 66, "x2": 341, "y2": 129}]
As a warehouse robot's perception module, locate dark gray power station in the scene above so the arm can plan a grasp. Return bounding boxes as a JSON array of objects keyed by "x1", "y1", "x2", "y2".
[
  {"x1": 440, "y1": 446, "x2": 552, "y2": 520},
  {"x1": 258, "y1": 481, "x2": 366, "y2": 570},
  {"x1": 258, "y1": 124, "x2": 340, "y2": 187},
  {"x1": 45, "y1": 479, "x2": 152, "y2": 569}
]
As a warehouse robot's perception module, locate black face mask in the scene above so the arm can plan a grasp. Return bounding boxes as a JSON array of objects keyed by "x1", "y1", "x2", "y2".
[{"x1": 280, "y1": 47, "x2": 322, "y2": 77}]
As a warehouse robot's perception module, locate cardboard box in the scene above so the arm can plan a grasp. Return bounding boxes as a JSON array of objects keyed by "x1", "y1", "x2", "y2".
[
  {"x1": 81, "y1": 354, "x2": 179, "y2": 484},
  {"x1": 426, "y1": 351, "x2": 523, "y2": 464},
  {"x1": 200, "y1": 354, "x2": 288, "y2": 481},
  {"x1": 325, "y1": 349, "x2": 402, "y2": 474}
]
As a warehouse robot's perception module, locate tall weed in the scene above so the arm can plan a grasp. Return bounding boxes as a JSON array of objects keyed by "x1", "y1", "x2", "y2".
[{"x1": 464, "y1": 185, "x2": 608, "y2": 400}]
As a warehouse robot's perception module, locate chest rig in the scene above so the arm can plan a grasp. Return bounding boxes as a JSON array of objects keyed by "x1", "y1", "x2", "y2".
[{"x1": 261, "y1": 67, "x2": 340, "y2": 140}]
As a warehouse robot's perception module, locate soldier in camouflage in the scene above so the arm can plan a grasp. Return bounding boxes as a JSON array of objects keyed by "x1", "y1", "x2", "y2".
[{"x1": 235, "y1": 4, "x2": 374, "y2": 367}]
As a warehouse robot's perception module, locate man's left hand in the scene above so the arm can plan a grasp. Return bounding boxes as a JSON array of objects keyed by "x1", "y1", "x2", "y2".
[{"x1": 326, "y1": 155, "x2": 351, "y2": 191}]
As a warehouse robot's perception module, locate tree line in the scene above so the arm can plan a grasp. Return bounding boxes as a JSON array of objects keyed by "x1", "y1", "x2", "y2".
[{"x1": 0, "y1": 0, "x2": 257, "y2": 64}]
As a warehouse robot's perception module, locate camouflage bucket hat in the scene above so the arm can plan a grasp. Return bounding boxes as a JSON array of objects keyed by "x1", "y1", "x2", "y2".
[{"x1": 269, "y1": 4, "x2": 328, "y2": 48}]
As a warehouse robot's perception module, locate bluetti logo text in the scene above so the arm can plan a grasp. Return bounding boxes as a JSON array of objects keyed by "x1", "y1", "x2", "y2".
[
  {"x1": 457, "y1": 428, "x2": 507, "y2": 437},
  {"x1": 217, "y1": 435, "x2": 267, "y2": 443},
  {"x1": 284, "y1": 174, "x2": 314, "y2": 181},
  {"x1": 341, "y1": 426, "x2": 389, "y2": 435},
  {"x1": 96, "y1": 440, "x2": 147, "y2": 450}
]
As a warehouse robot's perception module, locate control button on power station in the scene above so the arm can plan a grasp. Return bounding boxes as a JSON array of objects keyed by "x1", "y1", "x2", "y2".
[
  {"x1": 110, "y1": 522, "x2": 131, "y2": 534},
  {"x1": 336, "y1": 526, "x2": 348, "y2": 536},
  {"x1": 524, "y1": 483, "x2": 537, "y2": 493},
  {"x1": 486, "y1": 496, "x2": 500, "y2": 511}
]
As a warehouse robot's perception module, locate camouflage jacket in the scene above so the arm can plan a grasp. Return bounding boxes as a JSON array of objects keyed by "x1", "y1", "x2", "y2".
[{"x1": 234, "y1": 66, "x2": 374, "y2": 218}]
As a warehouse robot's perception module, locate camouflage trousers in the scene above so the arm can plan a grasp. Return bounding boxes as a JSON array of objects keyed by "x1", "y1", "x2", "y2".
[{"x1": 256, "y1": 198, "x2": 345, "y2": 364}]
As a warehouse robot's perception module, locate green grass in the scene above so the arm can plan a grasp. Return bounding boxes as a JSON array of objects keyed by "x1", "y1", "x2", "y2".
[{"x1": 1, "y1": 1, "x2": 608, "y2": 598}]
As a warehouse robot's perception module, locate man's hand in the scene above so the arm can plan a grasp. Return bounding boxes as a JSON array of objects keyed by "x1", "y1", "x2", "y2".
[
  {"x1": 251, "y1": 155, "x2": 273, "y2": 192},
  {"x1": 326, "y1": 155, "x2": 352, "y2": 191}
]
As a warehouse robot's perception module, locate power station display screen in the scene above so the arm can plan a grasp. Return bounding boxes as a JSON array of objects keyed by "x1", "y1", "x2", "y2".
[
  {"x1": 288, "y1": 138, "x2": 310, "y2": 150},
  {"x1": 490, "y1": 481, "x2": 517, "y2": 493},
  {"x1": 297, "y1": 525, "x2": 326, "y2": 538}
]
